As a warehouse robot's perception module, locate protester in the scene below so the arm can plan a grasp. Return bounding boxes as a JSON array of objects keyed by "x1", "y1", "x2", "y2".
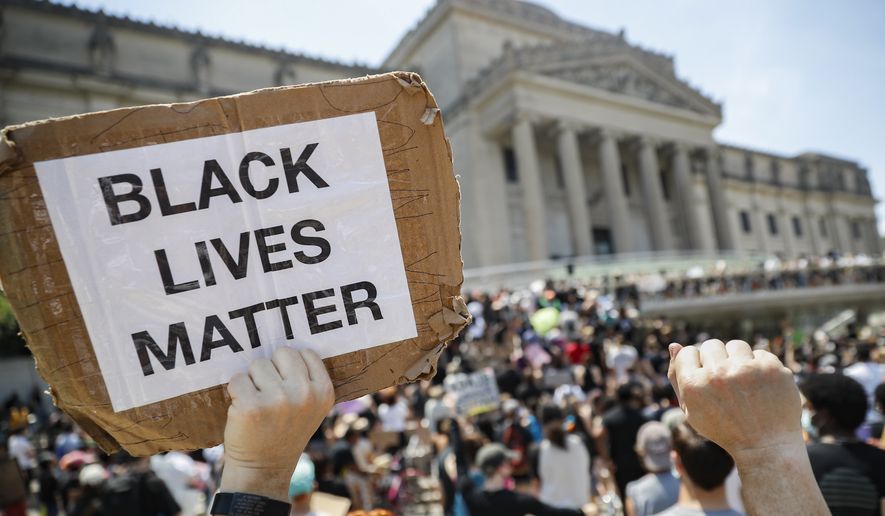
[
  {"x1": 537, "y1": 404, "x2": 590, "y2": 510},
  {"x1": 843, "y1": 341, "x2": 885, "y2": 438},
  {"x1": 654, "y1": 423, "x2": 739, "y2": 516},
  {"x1": 873, "y1": 383, "x2": 885, "y2": 447},
  {"x1": 6, "y1": 425, "x2": 35, "y2": 488},
  {"x1": 800, "y1": 373, "x2": 885, "y2": 514},
  {"x1": 288, "y1": 454, "x2": 319, "y2": 516},
  {"x1": 668, "y1": 339, "x2": 829, "y2": 516},
  {"x1": 624, "y1": 422, "x2": 679, "y2": 516},
  {"x1": 37, "y1": 452, "x2": 61, "y2": 516},
  {"x1": 6, "y1": 257, "x2": 884, "y2": 514},
  {"x1": 596, "y1": 381, "x2": 649, "y2": 497},
  {"x1": 461, "y1": 442, "x2": 583, "y2": 515}
]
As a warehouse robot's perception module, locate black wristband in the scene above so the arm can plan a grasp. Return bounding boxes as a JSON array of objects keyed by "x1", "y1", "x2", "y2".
[{"x1": 209, "y1": 492, "x2": 291, "y2": 516}]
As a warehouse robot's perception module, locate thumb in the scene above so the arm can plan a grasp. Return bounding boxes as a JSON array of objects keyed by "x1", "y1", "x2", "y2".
[{"x1": 667, "y1": 343, "x2": 684, "y2": 398}]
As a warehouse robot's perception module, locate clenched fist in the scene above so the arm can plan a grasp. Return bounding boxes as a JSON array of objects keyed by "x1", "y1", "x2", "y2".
[
  {"x1": 667, "y1": 339, "x2": 802, "y2": 457},
  {"x1": 220, "y1": 347, "x2": 335, "y2": 502}
]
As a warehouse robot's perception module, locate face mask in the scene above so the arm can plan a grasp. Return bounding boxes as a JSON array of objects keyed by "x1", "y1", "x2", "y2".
[{"x1": 801, "y1": 408, "x2": 818, "y2": 440}]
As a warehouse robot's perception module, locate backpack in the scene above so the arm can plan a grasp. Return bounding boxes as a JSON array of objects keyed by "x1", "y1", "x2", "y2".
[{"x1": 101, "y1": 472, "x2": 145, "y2": 516}]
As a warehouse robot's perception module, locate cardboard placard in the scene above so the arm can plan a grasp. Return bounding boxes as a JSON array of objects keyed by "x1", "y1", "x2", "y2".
[
  {"x1": 443, "y1": 367, "x2": 500, "y2": 416},
  {"x1": 0, "y1": 72, "x2": 468, "y2": 455}
]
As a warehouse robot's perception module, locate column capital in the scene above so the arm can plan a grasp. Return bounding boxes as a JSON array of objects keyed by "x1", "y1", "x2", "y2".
[
  {"x1": 660, "y1": 140, "x2": 692, "y2": 158},
  {"x1": 626, "y1": 134, "x2": 660, "y2": 152},
  {"x1": 513, "y1": 110, "x2": 541, "y2": 126},
  {"x1": 589, "y1": 126, "x2": 622, "y2": 144},
  {"x1": 555, "y1": 119, "x2": 585, "y2": 134},
  {"x1": 701, "y1": 145, "x2": 723, "y2": 161}
]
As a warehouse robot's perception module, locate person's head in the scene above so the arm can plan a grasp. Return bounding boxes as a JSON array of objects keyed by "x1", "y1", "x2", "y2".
[
  {"x1": 289, "y1": 454, "x2": 316, "y2": 514},
  {"x1": 854, "y1": 342, "x2": 872, "y2": 363},
  {"x1": 433, "y1": 418, "x2": 455, "y2": 450},
  {"x1": 671, "y1": 423, "x2": 733, "y2": 491},
  {"x1": 617, "y1": 381, "x2": 645, "y2": 409},
  {"x1": 651, "y1": 384, "x2": 676, "y2": 408},
  {"x1": 343, "y1": 427, "x2": 360, "y2": 444},
  {"x1": 635, "y1": 422, "x2": 672, "y2": 473},
  {"x1": 799, "y1": 373, "x2": 867, "y2": 437},
  {"x1": 475, "y1": 443, "x2": 516, "y2": 481},
  {"x1": 539, "y1": 404, "x2": 565, "y2": 448}
]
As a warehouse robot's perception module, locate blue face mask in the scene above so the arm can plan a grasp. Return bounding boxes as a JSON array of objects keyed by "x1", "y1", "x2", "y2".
[{"x1": 801, "y1": 409, "x2": 818, "y2": 440}]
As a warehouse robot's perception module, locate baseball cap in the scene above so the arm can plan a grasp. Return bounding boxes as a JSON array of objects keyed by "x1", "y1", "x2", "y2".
[
  {"x1": 288, "y1": 454, "x2": 316, "y2": 499},
  {"x1": 475, "y1": 443, "x2": 517, "y2": 474},
  {"x1": 636, "y1": 421, "x2": 673, "y2": 472}
]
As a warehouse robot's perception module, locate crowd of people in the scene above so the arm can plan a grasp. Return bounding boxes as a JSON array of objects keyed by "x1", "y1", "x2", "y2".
[{"x1": 2, "y1": 259, "x2": 885, "y2": 515}]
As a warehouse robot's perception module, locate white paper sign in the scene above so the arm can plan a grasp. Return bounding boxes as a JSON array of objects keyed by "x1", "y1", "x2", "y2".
[
  {"x1": 35, "y1": 112, "x2": 417, "y2": 411},
  {"x1": 444, "y1": 368, "x2": 500, "y2": 416}
]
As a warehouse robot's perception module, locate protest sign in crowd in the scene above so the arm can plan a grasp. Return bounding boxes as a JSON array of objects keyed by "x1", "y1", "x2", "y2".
[{"x1": 2, "y1": 256, "x2": 885, "y2": 516}]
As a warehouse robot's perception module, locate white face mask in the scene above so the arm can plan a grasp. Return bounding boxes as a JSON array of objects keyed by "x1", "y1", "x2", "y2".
[{"x1": 801, "y1": 408, "x2": 818, "y2": 439}]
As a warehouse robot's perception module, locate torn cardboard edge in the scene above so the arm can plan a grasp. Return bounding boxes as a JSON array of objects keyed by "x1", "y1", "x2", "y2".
[{"x1": 0, "y1": 71, "x2": 469, "y2": 455}]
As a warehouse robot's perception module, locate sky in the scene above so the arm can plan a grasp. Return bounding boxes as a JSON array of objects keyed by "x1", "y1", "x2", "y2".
[{"x1": 72, "y1": 0, "x2": 885, "y2": 235}]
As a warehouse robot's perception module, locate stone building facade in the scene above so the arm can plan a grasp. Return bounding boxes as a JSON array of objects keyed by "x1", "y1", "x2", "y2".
[{"x1": 1, "y1": 0, "x2": 879, "y2": 269}]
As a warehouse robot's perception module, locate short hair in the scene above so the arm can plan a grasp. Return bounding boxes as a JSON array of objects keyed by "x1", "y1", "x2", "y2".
[
  {"x1": 539, "y1": 404, "x2": 563, "y2": 426},
  {"x1": 671, "y1": 423, "x2": 733, "y2": 491},
  {"x1": 800, "y1": 374, "x2": 867, "y2": 432},
  {"x1": 617, "y1": 381, "x2": 643, "y2": 404},
  {"x1": 855, "y1": 342, "x2": 872, "y2": 362}
]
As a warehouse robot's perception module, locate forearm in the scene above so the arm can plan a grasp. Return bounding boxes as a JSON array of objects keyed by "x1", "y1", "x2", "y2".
[{"x1": 733, "y1": 440, "x2": 829, "y2": 516}]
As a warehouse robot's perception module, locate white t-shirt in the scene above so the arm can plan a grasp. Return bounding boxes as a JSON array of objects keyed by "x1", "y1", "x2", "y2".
[
  {"x1": 352, "y1": 438, "x2": 374, "y2": 472},
  {"x1": 538, "y1": 434, "x2": 590, "y2": 510},
  {"x1": 8, "y1": 434, "x2": 35, "y2": 470},
  {"x1": 844, "y1": 361, "x2": 885, "y2": 424},
  {"x1": 379, "y1": 398, "x2": 408, "y2": 432},
  {"x1": 607, "y1": 344, "x2": 638, "y2": 384}
]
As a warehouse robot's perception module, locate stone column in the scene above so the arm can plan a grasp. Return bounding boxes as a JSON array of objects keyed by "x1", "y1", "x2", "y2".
[
  {"x1": 671, "y1": 143, "x2": 713, "y2": 252},
  {"x1": 705, "y1": 148, "x2": 736, "y2": 251},
  {"x1": 556, "y1": 122, "x2": 593, "y2": 256},
  {"x1": 596, "y1": 129, "x2": 633, "y2": 254},
  {"x1": 780, "y1": 210, "x2": 795, "y2": 258},
  {"x1": 636, "y1": 136, "x2": 673, "y2": 251},
  {"x1": 511, "y1": 114, "x2": 548, "y2": 261},
  {"x1": 869, "y1": 219, "x2": 882, "y2": 254},
  {"x1": 753, "y1": 199, "x2": 769, "y2": 254},
  {"x1": 809, "y1": 214, "x2": 821, "y2": 256}
]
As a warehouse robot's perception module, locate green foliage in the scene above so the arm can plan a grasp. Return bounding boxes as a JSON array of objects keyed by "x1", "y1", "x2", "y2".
[{"x1": 0, "y1": 291, "x2": 28, "y2": 356}]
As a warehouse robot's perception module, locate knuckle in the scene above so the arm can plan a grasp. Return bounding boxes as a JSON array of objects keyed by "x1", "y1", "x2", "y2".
[
  {"x1": 701, "y1": 338, "x2": 725, "y2": 349},
  {"x1": 273, "y1": 346, "x2": 296, "y2": 361},
  {"x1": 249, "y1": 358, "x2": 270, "y2": 374}
]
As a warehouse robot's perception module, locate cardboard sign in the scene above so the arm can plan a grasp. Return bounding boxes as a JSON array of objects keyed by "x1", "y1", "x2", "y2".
[
  {"x1": 0, "y1": 72, "x2": 468, "y2": 455},
  {"x1": 444, "y1": 368, "x2": 500, "y2": 416},
  {"x1": 35, "y1": 112, "x2": 416, "y2": 411}
]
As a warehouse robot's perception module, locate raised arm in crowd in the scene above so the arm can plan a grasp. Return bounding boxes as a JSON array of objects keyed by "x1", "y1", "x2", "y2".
[{"x1": 213, "y1": 339, "x2": 832, "y2": 516}]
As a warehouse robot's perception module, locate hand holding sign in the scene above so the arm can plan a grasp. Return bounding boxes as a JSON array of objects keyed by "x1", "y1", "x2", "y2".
[
  {"x1": 220, "y1": 347, "x2": 334, "y2": 502},
  {"x1": 0, "y1": 72, "x2": 467, "y2": 455}
]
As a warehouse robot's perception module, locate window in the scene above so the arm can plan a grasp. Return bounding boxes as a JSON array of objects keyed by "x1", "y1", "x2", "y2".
[
  {"x1": 771, "y1": 160, "x2": 781, "y2": 185},
  {"x1": 739, "y1": 211, "x2": 752, "y2": 234},
  {"x1": 621, "y1": 164, "x2": 631, "y2": 196},
  {"x1": 503, "y1": 147, "x2": 518, "y2": 183},
  {"x1": 792, "y1": 216, "x2": 802, "y2": 237},
  {"x1": 745, "y1": 153, "x2": 755, "y2": 180},
  {"x1": 767, "y1": 213, "x2": 778, "y2": 235},
  {"x1": 851, "y1": 220, "x2": 862, "y2": 239},
  {"x1": 592, "y1": 228, "x2": 613, "y2": 255},
  {"x1": 819, "y1": 218, "x2": 828, "y2": 238}
]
